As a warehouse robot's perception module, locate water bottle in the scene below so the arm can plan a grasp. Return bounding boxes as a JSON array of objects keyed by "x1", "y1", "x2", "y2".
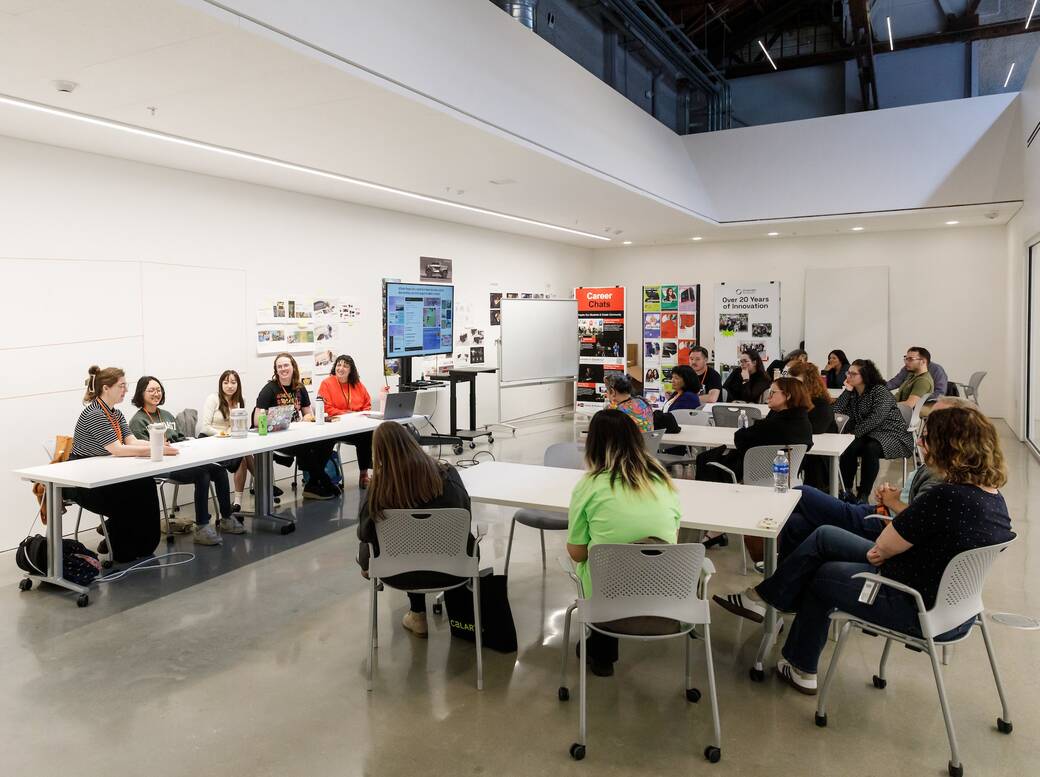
[
  {"x1": 773, "y1": 449, "x2": 790, "y2": 493},
  {"x1": 738, "y1": 409, "x2": 749, "y2": 429},
  {"x1": 148, "y1": 423, "x2": 166, "y2": 462},
  {"x1": 258, "y1": 408, "x2": 268, "y2": 436},
  {"x1": 315, "y1": 395, "x2": 325, "y2": 425}
]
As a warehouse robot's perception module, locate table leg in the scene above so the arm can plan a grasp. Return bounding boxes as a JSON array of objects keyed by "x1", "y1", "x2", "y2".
[
  {"x1": 830, "y1": 455, "x2": 840, "y2": 497},
  {"x1": 38, "y1": 483, "x2": 88, "y2": 598},
  {"x1": 751, "y1": 535, "x2": 778, "y2": 681},
  {"x1": 238, "y1": 451, "x2": 296, "y2": 535},
  {"x1": 468, "y1": 374, "x2": 477, "y2": 431},
  {"x1": 450, "y1": 378, "x2": 459, "y2": 436}
]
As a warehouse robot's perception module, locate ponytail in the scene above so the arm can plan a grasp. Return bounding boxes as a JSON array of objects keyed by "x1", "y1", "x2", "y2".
[{"x1": 84, "y1": 365, "x2": 124, "y2": 404}]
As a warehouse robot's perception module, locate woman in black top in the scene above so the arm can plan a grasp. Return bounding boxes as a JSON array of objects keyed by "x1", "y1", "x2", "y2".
[
  {"x1": 253, "y1": 353, "x2": 338, "y2": 500},
  {"x1": 717, "y1": 404, "x2": 1013, "y2": 694},
  {"x1": 822, "y1": 349, "x2": 850, "y2": 389},
  {"x1": 357, "y1": 422, "x2": 473, "y2": 638},
  {"x1": 722, "y1": 349, "x2": 771, "y2": 404}
]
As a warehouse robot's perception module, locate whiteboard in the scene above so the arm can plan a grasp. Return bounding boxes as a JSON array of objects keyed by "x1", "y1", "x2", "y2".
[
  {"x1": 499, "y1": 299, "x2": 578, "y2": 385},
  {"x1": 804, "y1": 267, "x2": 889, "y2": 376}
]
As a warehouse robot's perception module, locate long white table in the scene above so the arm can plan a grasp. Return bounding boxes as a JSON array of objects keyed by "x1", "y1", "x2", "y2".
[
  {"x1": 662, "y1": 427, "x2": 854, "y2": 497},
  {"x1": 458, "y1": 461, "x2": 800, "y2": 679},
  {"x1": 14, "y1": 413, "x2": 419, "y2": 604}
]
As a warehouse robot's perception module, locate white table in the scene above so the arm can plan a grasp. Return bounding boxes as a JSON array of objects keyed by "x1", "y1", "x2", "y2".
[
  {"x1": 459, "y1": 461, "x2": 800, "y2": 679},
  {"x1": 662, "y1": 427, "x2": 854, "y2": 497},
  {"x1": 14, "y1": 413, "x2": 419, "y2": 605},
  {"x1": 827, "y1": 388, "x2": 844, "y2": 398}
]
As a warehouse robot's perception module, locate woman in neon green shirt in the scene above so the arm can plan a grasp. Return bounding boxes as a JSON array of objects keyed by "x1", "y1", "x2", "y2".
[{"x1": 567, "y1": 408, "x2": 682, "y2": 676}]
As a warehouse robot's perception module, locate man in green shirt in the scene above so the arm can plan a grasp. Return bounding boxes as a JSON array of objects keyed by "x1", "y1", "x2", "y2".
[{"x1": 896, "y1": 346, "x2": 934, "y2": 410}]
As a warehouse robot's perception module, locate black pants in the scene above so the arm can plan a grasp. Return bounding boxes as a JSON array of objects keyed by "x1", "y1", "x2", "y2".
[
  {"x1": 165, "y1": 463, "x2": 232, "y2": 524},
  {"x1": 408, "y1": 593, "x2": 425, "y2": 613},
  {"x1": 280, "y1": 440, "x2": 336, "y2": 484},
  {"x1": 695, "y1": 446, "x2": 742, "y2": 483},
  {"x1": 839, "y1": 436, "x2": 884, "y2": 499},
  {"x1": 587, "y1": 630, "x2": 619, "y2": 663},
  {"x1": 69, "y1": 478, "x2": 160, "y2": 562},
  {"x1": 338, "y1": 431, "x2": 373, "y2": 471}
]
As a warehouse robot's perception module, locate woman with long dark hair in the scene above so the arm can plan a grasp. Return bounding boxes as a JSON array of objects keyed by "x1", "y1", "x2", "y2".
[
  {"x1": 198, "y1": 369, "x2": 258, "y2": 512},
  {"x1": 356, "y1": 422, "x2": 472, "y2": 638},
  {"x1": 567, "y1": 409, "x2": 681, "y2": 676},
  {"x1": 823, "y1": 350, "x2": 850, "y2": 389},
  {"x1": 318, "y1": 354, "x2": 376, "y2": 489},
  {"x1": 722, "y1": 349, "x2": 771, "y2": 403}
]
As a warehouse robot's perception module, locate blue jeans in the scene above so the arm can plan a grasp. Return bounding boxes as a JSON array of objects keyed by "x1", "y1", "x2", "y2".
[
  {"x1": 166, "y1": 463, "x2": 232, "y2": 525},
  {"x1": 779, "y1": 486, "x2": 886, "y2": 562}
]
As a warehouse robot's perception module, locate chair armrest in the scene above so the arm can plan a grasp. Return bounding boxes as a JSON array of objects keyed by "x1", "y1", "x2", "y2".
[
  {"x1": 698, "y1": 557, "x2": 715, "y2": 599},
  {"x1": 556, "y1": 555, "x2": 583, "y2": 596},
  {"x1": 864, "y1": 513, "x2": 894, "y2": 523},
  {"x1": 705, "y1": 462, "x2": 737, "y2": 483},
  {"x1": 851, "y1": 572, "x2": 926, "y2": 613}
]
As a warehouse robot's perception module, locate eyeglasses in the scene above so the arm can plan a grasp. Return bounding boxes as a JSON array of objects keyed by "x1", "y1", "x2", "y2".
[
  {"x1": 767, "y1": 389, "x2": 783, "y2": 397},
  {"x1": 145, "y1": 387, "x2": 163, "y2": 394},
  {"x1": 904, "y1": 355, "x2": 920, "y2": 362}
]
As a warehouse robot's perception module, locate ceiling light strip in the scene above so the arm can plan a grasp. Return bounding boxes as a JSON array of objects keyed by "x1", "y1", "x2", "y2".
[
  {"x1": 757, "y1": 40, "x2": 778, "y2": 71},
  {"x1": 1029, "y1": 1, "x2": 1038, "y2": 29},
  {"x1": 886, "y1": 17, "x2": 894, "y2": 51},
  {"x1": 0, "y1": 93, "x2": 610, "y2": 242},
  {"x1": 1004, "y1": 62, "x2": 1016, "y2": 89}
]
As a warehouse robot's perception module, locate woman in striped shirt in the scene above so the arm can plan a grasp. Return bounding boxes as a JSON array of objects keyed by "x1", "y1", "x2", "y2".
[{"x1": 68, "y1": 366, "x2": 175, "y2": 562}]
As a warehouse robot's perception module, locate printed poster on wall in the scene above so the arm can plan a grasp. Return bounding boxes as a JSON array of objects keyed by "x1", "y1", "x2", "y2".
[
  {"x1": 642, "y1": 284, "x2": 700, "y2": 407},
  {"x1": 576, "y1": 286, "x2": 626, "y2": 412},
  {"x1": 713, "y1": 281, "x2": 781, "y2": 375}
]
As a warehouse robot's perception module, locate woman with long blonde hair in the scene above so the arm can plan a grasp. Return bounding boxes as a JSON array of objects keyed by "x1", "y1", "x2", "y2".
[{"x1": 356, "y1": 422, "x2": 472, "y2": 638}]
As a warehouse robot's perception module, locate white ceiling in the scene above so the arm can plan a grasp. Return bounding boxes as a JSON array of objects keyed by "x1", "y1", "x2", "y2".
[{"x1": 0, "y1": 0, "x2": 1022, "y2": 247}]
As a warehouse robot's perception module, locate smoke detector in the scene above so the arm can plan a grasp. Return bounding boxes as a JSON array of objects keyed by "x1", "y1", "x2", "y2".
[
  {"x1": 53, "y1": 80, "x2": 78, "y2": 93},
  {"x1": 984, "y1": 211, "x2": 998, "y2": 220}
]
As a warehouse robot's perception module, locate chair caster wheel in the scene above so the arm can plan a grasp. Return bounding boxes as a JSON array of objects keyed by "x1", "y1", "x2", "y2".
[
  {"x1": 432, "y1": 603, "x2": 443, "y2": 615},
  {"x1": 102, "y1": 560, "x2": 112, "y2": 569},
  {"x1": 18, "y1": 578, "x2": 32, "y2": 592},
  {"x1": 997, "y1": 718, "x2": 1013, "y2": 734},
  {"x1": 749, "y1": 667, "x2": 765, "y2": 682},
  {"x1": 814, "y1": 712, "x2": 827, "y2": 728},
  {"x1": 488, "y1": 435, "x2": 494, "y2": 444},
  {"x1": 453, "y1": 446, "x2": 463, "y2": 455},
  {"x1": 704, "y1": 746, "x2": 721, "y2": 763},
  {"x1": 558, "y1": 687, "x2": 570, "y2": 701},
  {"x1": 569, "y1": 743, "x2": 585, "y2": 761},
  {"x1": 685, "y1": 688, "x2": 701, "y2": 703},
  {"x1": 948, "y1": 761, "x2": 963, "y2": 777},
  {"x1": 469, "y1": 442, "x2": 476, "y2": 450},
  {"x1": 280, "y1": 523, "x2": 296, "y2": 535},
  {"x1": 872, "y1": 675, "x2": 887, "y2": 689},
  {"x1": 76, "y1": 594, "x2": 90, "y2": 608}
]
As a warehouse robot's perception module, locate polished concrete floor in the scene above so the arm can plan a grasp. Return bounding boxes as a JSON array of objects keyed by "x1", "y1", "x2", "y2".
[{"x1": 2, "y1": 420, "x2": 1038, "y2": 776}]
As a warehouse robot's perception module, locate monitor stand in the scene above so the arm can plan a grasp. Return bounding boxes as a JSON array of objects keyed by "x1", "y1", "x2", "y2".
[{"x1": 397, "y1": 356, "x2": 443, "y2": 390}]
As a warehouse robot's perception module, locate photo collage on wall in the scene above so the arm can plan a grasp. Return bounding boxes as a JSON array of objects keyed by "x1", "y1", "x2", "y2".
[
  {"x1": 642, "y1": 284, "x2": 700, "y2": 408},
  {"x1": 576, "y1": 286, "x2": 626, "y2": 412},
  {"x1": 713, "y1": 281, "x2": 781, "y2": 375},
  {"x1": 257, "y1": 296, "x2": 362, "y2": 388}
]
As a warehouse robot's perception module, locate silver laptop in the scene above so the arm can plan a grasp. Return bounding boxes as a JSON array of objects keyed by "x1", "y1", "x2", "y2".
[
  {"x1": 366, "y1": 391, "x2": 416, "y2": 420},
  {"x1": 265, "y1": 404, "x2": 295, "y2": 432}
]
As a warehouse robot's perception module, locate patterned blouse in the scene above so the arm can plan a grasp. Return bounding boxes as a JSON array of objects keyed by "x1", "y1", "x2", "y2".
[
  {"x1": 611, "y1": 396, "x2": 655, "y2": 432},
  {"x1": 834, "y1": 384, "x2": 914, "y2": 459}
]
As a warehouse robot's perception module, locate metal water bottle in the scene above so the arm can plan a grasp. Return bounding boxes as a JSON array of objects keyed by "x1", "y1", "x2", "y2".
[{"x1": 315, "y1": 396, "x2": 325, "y2": 425}]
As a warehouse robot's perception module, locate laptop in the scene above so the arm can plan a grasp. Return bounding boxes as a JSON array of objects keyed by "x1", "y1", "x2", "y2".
[
  {"x1": 265, "y1": 405, "x2": 295, "y2": 432},
  {"x1": 365, "y1": 391, "x2": 416, "y2": 421}
]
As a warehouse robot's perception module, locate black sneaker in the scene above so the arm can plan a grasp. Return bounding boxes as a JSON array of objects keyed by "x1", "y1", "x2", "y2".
[
  {"x1": 303, "y1": 482, "x2": 335, "y2": 501},
  {"x1": 590, "y1": 660, "x2": 615, "y2": 678},
  {"x1": 97, "y1": 539, "x2": 109, "y2": 555},
  {"x1": 272, "y1": 485, "x2": 284, "y2": 498}
]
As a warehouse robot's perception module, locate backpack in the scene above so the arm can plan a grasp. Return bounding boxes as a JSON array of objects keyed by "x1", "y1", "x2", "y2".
[{"x1": 17, "y1": 535, "x2": 101, "y2": 586}]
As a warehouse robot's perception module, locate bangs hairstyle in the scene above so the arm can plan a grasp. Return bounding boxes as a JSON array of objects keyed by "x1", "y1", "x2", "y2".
[
  {"x1": 272, "y1": 352, "x2": 302, "y2": 391},
  {"x1": 771, "y1": 376, "x2": 813, "y2": 411},
  {"x1": 131, "y1": 375, "x2": 166, "y2": 408},
  {"x1": 83, "y1": 365, "x2": 124, "y2": 404},
  {"x1": 366, "y1": 422, "x2": 445, "y2": 520},
  {"x1": 330, "y1": 354, "x2": 361, "y2": 386},
  {"x1": 787, "y1": 362, "x2": 832, "y2": 404},
  {"x1": 218, "y1": 369, "x2": 244, "y2": 422},
  {"x1": 670, "y1": 364, "x2": 702, "y2": 394},
  {"x1": 922, "y1": 406, "x2": 1007, "y2": 489},
  {"x1": 584, "y1": 409, "x2": 674, "y2": 493}
]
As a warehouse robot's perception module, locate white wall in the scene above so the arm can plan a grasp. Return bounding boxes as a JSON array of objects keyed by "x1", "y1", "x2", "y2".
[
  {"x1": 0, "y1": 134, "x2": 592, "y2": 551},
  {"x1": 591, "y1": 226, "x2": 1010, "y2": 418}
]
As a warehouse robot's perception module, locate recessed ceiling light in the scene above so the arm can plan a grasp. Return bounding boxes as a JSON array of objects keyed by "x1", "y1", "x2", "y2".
[
  {"x1": 622, "y1": 240, "x2": 633, "y2": 245},
  {"x1": 690, "y1": 236, "x2": 702, "y2": 241},
  {"x1": 945, "y1": 220, "x2": 960, "y2": 226},
  {"x1": 851, "y1": 226, "x2": 864, "y2": 231},
  {"x1": 767, "y1": 232, "x2": 780, "y2": 237}
]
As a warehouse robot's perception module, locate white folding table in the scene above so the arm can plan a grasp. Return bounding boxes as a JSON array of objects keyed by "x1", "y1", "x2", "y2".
[{"x1": 458, "y1": 461, "x2": 800, "y2": 681}]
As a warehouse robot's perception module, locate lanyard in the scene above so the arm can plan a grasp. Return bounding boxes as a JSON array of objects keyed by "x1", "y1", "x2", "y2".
[
  {"x1": 338, "y1": 380, "x2": 351, "y2": 410},
  {"x1": 144, "y1": 409, "x2": 160, "y2": 425},
  {"x1": 97, "y1": 400, "x2": 124, "y2": 445}
]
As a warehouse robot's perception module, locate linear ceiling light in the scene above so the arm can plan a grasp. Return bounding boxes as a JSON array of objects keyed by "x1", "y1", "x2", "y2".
[
  {"x1": 886, "y1": 17, "x2": 894, "y2": 51},
  {"x1": 1029, "y1": 1, "x2": 1038, "y2": 29},
  {"x1": 0, "y1": 93, "x2": 611, "y2": 242},
  {"x1": 1004, "y1": 62, "x2": 1017, "y2": 89},
  {"x1": 757, "y1": 40, "x2": 778, "y2": 70}
]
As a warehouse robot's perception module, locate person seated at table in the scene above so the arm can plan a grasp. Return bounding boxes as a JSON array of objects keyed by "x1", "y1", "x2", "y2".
[
  {"x1": 782, "y1": 349, "x2": 809, "y2": 375},
  {"x1": 660, "y1": 364, "x2": 702, "y2": 412},
  {"x1": 690, "y1": 346, "x2": 722, "y2": 403},
  {"x1": 823, "y1": 349, "x2": 850, "y2": 389},
  {"x1": 604, "y1": 372, "x2": 653, "y2": 432},
  {"x1": 696, "y1": 377, "x2": 814, "y2": 551},
  {"x1": 713, "y1": 404, "x2": 1013, "y2": 695},
  {"x1": 198, "y1": 368, "x2": 260, "y2": 513},
  {"x1": 356, "y1": 422, "x2": 473, "y2": 638},
  {"x1": 834, "y1": 359, "x2": 914, "y2": 503},
  {"x1": 129, "y1": 376, "x2": 242, "y2": 543},
  {"x1": 318, "y1": 354, "x2": 377, "y2": 490},
  {"x1": 886, "y1": 345, "x2": 948, "y2": 401},
  {"x1": 894, "y1": 346, "x2": 935, "y2": 410},
  {"x1": 723, "y1": 349, "x2": 771, "y2": 404},
  {"x1": 254, "y1": 352, "x2": 339, "y2": 501},
  {"x1": 567, "y1": 409, "x2": 681, "y2": 677},
  {"x1": 68, "y1": 366, "x2": 176, "y2": 562}
]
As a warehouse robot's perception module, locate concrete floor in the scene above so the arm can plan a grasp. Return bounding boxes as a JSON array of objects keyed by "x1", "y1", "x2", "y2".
[{"x1": 2, "y1": 419, "x2": 1038, "y2": 776}]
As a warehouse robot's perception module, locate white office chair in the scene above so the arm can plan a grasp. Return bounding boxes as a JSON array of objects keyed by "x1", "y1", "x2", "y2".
[
  {"x1": 558, "y1": 543, "x2": 722, "y2": 763},
  {"x1": 504, "y1": 443, "x2": 585, "y2": 575},
  {"x1": 951, "y1": 371, "x2": 987, "y2": 405},
  {"x1": 671, "y1": 408, "x2": 713, "y2": 427},
  {"x1": 815, "y1": 539, "x2": 1016, "y2": 777},
  {"x1": 367, "y1": 507, "x2": 484, "y2": 691},
  {"x1": 711, "y1": 405, "x2": 763, "y2": 428},
  {"x1": 643, "y1": 429, "x2": 698, "y2": 473},
  {"x1": 834, "y1": 412, "x2": 850, "y2": 434}
]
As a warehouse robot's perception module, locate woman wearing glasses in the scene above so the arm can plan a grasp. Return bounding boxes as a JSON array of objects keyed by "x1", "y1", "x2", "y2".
[{"x1": 722, "y1": 349, "x2": 771, "y2": 404}]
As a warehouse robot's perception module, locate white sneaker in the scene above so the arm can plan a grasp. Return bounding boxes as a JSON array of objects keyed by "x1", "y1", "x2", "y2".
[
  {"x1": 776, "y1": 658, "x2": 818, "y2": 695},
  {"x1": 402, "y1": 611, "x2": 428, "y2": 638},
  {"x1": 193, "y1": 524, "x2": 223, "y2": 546},
  {"x1": 712, "y1": 588, "x2": 767, "y2": 623},
  {"x1": 219, "y1": 516, "x2": 246, "y2": 534}
]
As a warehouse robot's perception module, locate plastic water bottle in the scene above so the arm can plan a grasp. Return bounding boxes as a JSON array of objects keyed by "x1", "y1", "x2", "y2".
[
  {"x1": 315, "y1": 396, "x2": 325, "y2": 425},
  {"x1": 258, "y1": 408, "x2": 268, "y2": 436},
  {"x1": 738, "y1": 409, "x2": 749, "y2": 429},
  {"x1": 773, "y1": 449, "x2": 790, "y2": 493}
]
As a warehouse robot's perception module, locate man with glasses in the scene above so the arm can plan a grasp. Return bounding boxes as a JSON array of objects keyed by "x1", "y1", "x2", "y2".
[
  {"x1": 886, "y1": 345, "x2": 948, "y2": 401},
  {"x1": 892, "y1": 347, "x2": 934, "y2": 409}
]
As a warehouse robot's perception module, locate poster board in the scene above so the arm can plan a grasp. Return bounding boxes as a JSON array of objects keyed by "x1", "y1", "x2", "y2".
[
  {"x1": 256, "y1": 296, "x2": 361, "y2": 389},
  {"x1": 804, "y1": 267, "x2": 889, "y2": 375},
  {"x1": 499, "y1": 298, "x2": 578, "y2": 385},
  {"x1": 576, "y1": 286, "x2": 626, "y2": 412},
  {"x1": 713, "y1": 281, "x2": 781, "y2": 374},
  {"x1": 642, "y1": 283, "x2": 700, "y2": 407}
]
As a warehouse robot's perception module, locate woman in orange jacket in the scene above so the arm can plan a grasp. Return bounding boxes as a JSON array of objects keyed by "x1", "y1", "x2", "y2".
[{"x1": 318, "y1": 354, "x2": 376, "y2": 489}]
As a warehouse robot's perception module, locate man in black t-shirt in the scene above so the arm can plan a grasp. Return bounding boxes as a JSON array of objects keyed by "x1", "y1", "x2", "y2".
[{"x1": 690, "y1": 346, "x2": 722, "y2": 403}]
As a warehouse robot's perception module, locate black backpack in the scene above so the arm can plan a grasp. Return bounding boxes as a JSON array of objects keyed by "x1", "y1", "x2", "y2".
[{"x1": 16, "y1": 535, "x2": 101, "y2": 586}]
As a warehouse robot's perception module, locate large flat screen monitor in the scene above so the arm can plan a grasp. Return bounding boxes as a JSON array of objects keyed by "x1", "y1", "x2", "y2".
[{"x1": 384, "y1": 282, "x2": 454, "y2": 359}]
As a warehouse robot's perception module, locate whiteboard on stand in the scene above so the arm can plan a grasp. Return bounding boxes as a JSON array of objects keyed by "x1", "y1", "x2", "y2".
[{"x1": 499, "y1": 299, "x2": 579, "y2": 386}]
